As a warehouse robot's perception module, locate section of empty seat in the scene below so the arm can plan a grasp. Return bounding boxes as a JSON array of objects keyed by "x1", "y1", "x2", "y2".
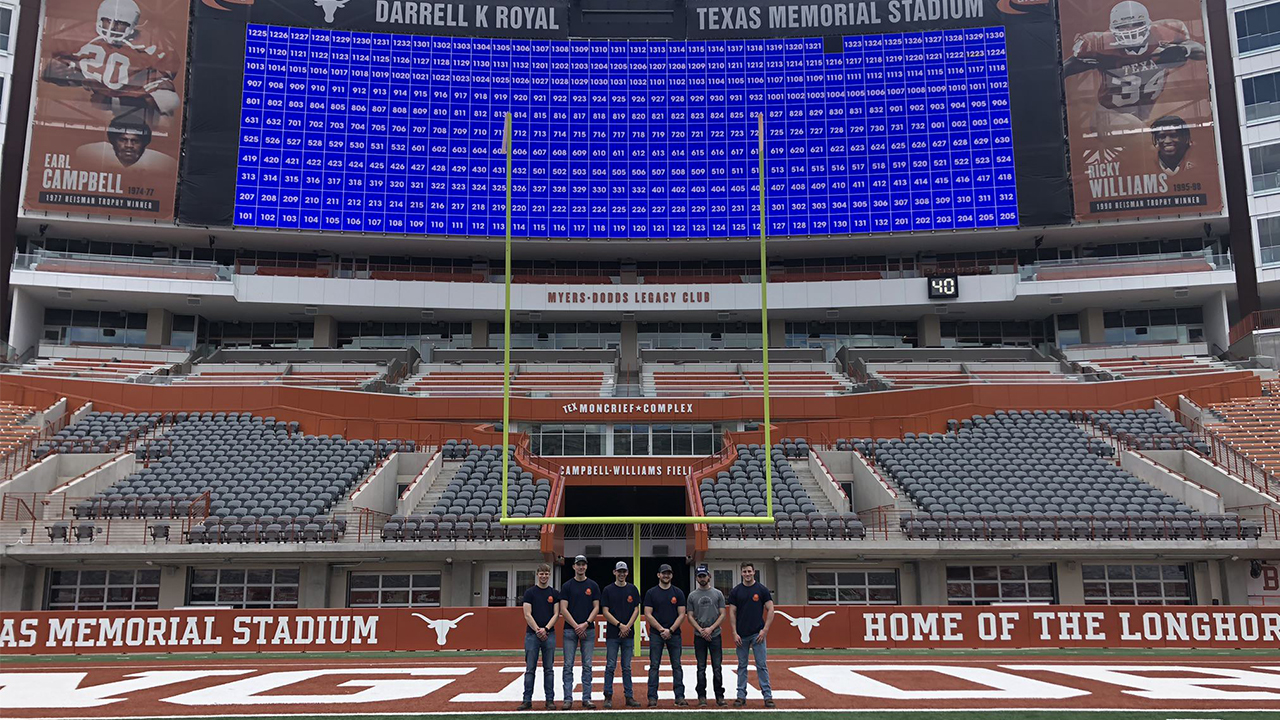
[
  {"x1": 175, "y1": 362, "x2": 384, "y2": 390},
  {"x1": 34, "y1": 411, "x2": 164, "y2": 457},
  {"x1": 1204, "y1": 395, "x2": 1280, "y2": 474},
  {"x1": 381, "y1": 442, "x2": 548, "y2": 542},
  {"x1": 868, "y1": 361, "x2": 1080, "y2": 390},
  {"x1": 70, "y1": 412, "x2": 409, "y2": 544},
  {"x1": 1078, "y1": 355, "x2": 1234, "y2": 379},
  {"x1": 403, "y1": 363, "x2": 615, "y2": 397},
  {"x1": 1084, "y1": 409, "x2": 1203, "y2": 452},
  {"x1": 699, "y1": 440, "x2": 865, "y2": 540},
  {"x1": 0, "y1": 401, "x2": 39, "y2": 456},
  {"x1": 876, "y1": 410, "x2": 1258, "y2": 540},
  {"x1": 643, "y1": 362, "x2": 856, "y2": 396},
  {"x1": 6, "y1": 356, "x2": 170, "y2": 381}
]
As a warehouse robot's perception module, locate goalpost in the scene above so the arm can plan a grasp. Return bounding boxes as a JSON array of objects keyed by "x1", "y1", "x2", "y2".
[{"x1": 496, "y1": 113, "x2": 776, "y2": 651}]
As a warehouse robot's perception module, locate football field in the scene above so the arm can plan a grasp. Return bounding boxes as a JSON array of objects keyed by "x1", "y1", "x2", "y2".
[{"x1": 3, "y1": 648, "x2": 1280, "y2": 719}]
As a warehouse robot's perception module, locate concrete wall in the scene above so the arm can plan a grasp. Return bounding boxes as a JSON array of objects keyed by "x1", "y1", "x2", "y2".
[
  {"x1": 350, "y1": 453, "x2": 403, "y2": 515},
  {"x1": 0, "y1": 562, "x2": 37, "y2": 611},
  {"x1": 1120, "y1": 450, "x2": 1223, "y2": 513},
  {"x1": 1203, "y1": 291, "x2": 1230, "y2": 354},
  {"x1": 9, "y1": 288, "x2": 44, "y2": 358},
  {"x1": 397, "y1": 451, "x2": 443, "y2": 515},
  {"x1": 0, "y1": 452, "x2": 124, "y2": 497},
  {"x1": 823, "y1": 449, "x2": 897, "y2": 513},
  {"x1": 807, "y1": 453, "x2": 852, "y2": 512},
  {"x1": 1144, "y1": 450, "x2": 1276, "y2": 511},
  {"x1": 1056, "y1": 561, "x2": 1085, "y2": 604},
  {"x1": 54, "y1": 454, "x2": 138, "y2": 499},
  {"x1": 30, "y1": 397, "x2": 67, "y2": 430}
]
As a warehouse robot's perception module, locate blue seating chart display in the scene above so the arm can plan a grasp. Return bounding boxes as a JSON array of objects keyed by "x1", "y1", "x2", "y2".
[{"x1": 234, "y1": 24, "x2": 1019, "y2": 238}]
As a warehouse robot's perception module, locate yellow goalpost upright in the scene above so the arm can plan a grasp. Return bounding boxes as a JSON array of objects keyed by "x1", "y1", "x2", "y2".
[{"x1": 495, "y1": 113, "x2": 776, "y2": 650}]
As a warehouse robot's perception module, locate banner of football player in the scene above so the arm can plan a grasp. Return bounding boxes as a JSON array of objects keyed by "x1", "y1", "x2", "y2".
[
  {"x1": 23, "y1": 0, "x2": 189, "y2": 220},
  {"x1": 1059, "y1": 0, "x2": 1223, "y2": 221}
]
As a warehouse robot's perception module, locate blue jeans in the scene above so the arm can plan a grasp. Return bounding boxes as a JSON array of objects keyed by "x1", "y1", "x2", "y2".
[
  {"x1": 562, "y1": 627, "x2": 595, "y2": 702},
  {"x1": 603, "y1": 635, "x2": 634, "y2": 699},
  {"x1": 523, "y1": 631, "x2": 555, "y2": 703},
  {"x1": 735, "y1": 632, "x2": 771, "y2": 700},
  {"x1": 648, "y1": 632, "x2": 684, "y2": 701}
]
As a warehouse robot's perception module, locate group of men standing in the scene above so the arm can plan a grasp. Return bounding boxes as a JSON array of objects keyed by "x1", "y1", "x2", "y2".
[{"x1": 519, "y1": 556, "x2": 775, "y2": 710}]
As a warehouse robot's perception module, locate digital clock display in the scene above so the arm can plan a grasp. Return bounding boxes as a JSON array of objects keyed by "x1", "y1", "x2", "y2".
[{"x1": 928, "y1": 274, "x2": 960, "y2": 299}]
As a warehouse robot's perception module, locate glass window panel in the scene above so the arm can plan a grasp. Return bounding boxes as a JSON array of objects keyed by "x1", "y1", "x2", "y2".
[
  {"x1": 1082, "y1": 565, "x2": 1106, "y2": 580},
  {"x1": 1134, "y1": 565, "x2": 1162, "y2": 580},
  {"x1": 274, "y1": 586, "x2": 299, "y2": 604},
  {"x1": 246, "y1": 569, "x2": 275, "y2": 584},
  {"x1": 217, "y1": 586, "x2": 246, "y2": 603},
  {"x1": 108, "y1": 570, "x2": 135, "y2": 585},
  {"x1": 972, "y1": 566, "x2": 999, "y2": 581},
  {"x1": 48, "y1": 570, "x2": 78, "y2": 586},
  {"x1": 946, "y1": 566, "x2": 971, "y2": 581},
  {"x1": 189, "y1": 586, "x2": 217, "y2": 603},
  {"x1": 138, "y1": 569, "x2": 161, "y2": 585},
  {"x1": 808, "y1": 586, "x2": 837, "y2": 603},
  {"x1": 191, "y1": 569, "x2": 219, "y2": 585},
  {"x1": 349, "y1": 573, "x2": 380, "y2": 589},
  {"x1": 81, "y1": 570, "x2": 107, "y2": 585},
  {"x1": 382, "y1": 574, "x2": 410, "y2": 588},
  {"x1": 220, "y1": 569, "x2": 246, "y2": 584},
  {"x1": 999, "y1": 566, "x2": 1025, "y2": 581},
  {"x1": 275, "y1": 569, "x2": 300, "y2": 584},
  {"x1": 381, "y1": 590, "x2": 411, "y2": 605},
  {"x1": 411, "y1": 589, "x2": 441, "y2": 605},
  {"x1": 808, "y1": 571, "x2": 836, "y2": 586},
  {"x1": 246, "y1": 586, "x2": 274, "y2": 602},
  {"x1": 349, "y1": 590, "x2": 379, "y2": 606}
]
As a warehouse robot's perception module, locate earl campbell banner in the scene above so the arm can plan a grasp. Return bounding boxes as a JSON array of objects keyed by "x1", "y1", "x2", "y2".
[
  {"x1": 25, "y1": 0, "x2": 190, "y2": 219},
  {"x1": 2, "y1": 606, "x2": 1277, "y2": 654}
]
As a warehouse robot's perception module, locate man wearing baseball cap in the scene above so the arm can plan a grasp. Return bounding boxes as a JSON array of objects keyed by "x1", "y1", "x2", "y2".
[
  {"x1": 600, "y1": 561, "x2": 641, "y2": 708},
  {"x1": 559, "y1": 555, "x2": 601, "y2": 709},
  {"x1": 686, "y1": 564, "x2": 727, "y2": 707},
  {"x1": 642, "y1": 563, "x2": 687, "y2": 708}
]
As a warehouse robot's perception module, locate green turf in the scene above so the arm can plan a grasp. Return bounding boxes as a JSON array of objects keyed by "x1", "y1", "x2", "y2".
[{"x1": 3, "y1": 646, "x2": 1279, "y2": 663}]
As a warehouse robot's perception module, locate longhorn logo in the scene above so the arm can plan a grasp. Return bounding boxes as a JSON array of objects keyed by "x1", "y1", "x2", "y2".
[
  {"x1": 315, "y1": 0, "x2": 348, "y2": 23},
  {"x1": 774, "y1": 610, "x2": 834, "y2": 644},
  {"x1": 412, "y1": 612, "x2": 474, "y2": 646}
]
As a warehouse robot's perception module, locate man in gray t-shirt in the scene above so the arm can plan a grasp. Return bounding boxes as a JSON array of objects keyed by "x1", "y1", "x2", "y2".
[{"x1": 685, "y1": 564, "x2": 727, "y2": 706}]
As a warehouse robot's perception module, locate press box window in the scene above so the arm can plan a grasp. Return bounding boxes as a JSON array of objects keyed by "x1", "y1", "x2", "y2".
[
  {"x1": 806, "y1": 569, "x2": 900, "y2": 605},
  {"x1": 45, "y1": 568, "x2": 161, "y2": 610},
  {"x1": 347, "y1": 572, "x2": 442, "y2": 607},
  {"x1": 187, "y1": 568, "x2": 300, "y2": 608},
  {"x1": 946, "y1": 565, "x2": 1056, "y2": 605},
  {"x1": 1081, "y1": 564, "x2": 1193, "y2": 605}
]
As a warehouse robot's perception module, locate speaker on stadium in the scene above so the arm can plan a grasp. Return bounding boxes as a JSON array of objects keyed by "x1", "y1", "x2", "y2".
[{"x1": 1251, "y1": 559, "x2": 1264, "y2": 578}]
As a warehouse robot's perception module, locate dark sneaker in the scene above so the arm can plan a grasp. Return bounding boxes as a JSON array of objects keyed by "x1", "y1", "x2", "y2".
[
  {"x1": 603, "y1": 698, "x2": 612, "y2": 710},
  {"x1": 625, "y1": 698, "x2": 642, "y2": 708},
  {"x1": 764, "y1": 700, "x2": 776, "y2": 708},
  {"x1": 582, "y1": 701, "x2": 596, "y2": 710},
  {"x1": 733, "y1": 699, "x2": 747, "y2": 708},
  {"x1": 563, "y1": 701, "x2": 574, "y2": 711},
  {"x1": 674, "y1": 699, "x2": 689, "y2": 707},
  {"x1": 716, "y1": 699, "x2": 727, "y2": 707},
  {"x1": 647, "y1": 700, "x2": 657, "y2": 708},
  {"x1": 698, "y1": 698, "x2": 708, "y2": 708},
  {"x1": 545, "y1": 701, "x2": 557, "y2": 711},
  {"x1": 516, "y1": 702, "x2": 532, "y2": 711}
]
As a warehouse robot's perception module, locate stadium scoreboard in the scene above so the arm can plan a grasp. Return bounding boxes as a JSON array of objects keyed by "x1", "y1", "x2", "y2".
[{"x1": 233, "y1": 24, "x2": 1019, "y2": 238}]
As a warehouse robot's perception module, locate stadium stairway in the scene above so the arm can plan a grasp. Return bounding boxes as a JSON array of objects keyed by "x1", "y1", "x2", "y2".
[
  {"x1": 410, "y1": 459, "x2": 467, "y2": 516},
  {"x1": 788, "y1": 461, "x2": 841, "y2": 515}
]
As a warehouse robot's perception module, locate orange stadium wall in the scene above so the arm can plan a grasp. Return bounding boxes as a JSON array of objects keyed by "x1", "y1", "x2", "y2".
[
  {"x1": 0, "y1": 372, "x2": 1259, "y2": 446},
  {"x1": 1, "y1": 606, "x2": 1277, "y2": 654}
]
